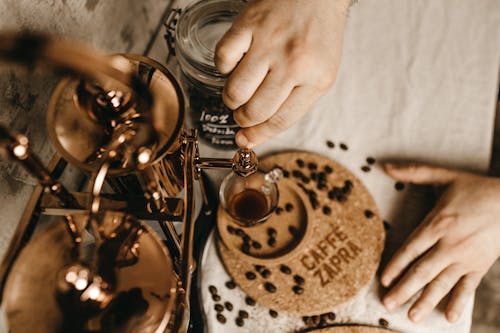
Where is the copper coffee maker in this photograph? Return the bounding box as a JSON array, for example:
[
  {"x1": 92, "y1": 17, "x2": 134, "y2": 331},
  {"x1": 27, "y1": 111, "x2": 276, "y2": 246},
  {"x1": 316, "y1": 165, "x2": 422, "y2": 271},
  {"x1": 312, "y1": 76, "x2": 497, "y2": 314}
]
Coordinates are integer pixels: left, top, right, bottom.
[{"x1": 0, "y1": 32, "x2": 257, "y2": 333}]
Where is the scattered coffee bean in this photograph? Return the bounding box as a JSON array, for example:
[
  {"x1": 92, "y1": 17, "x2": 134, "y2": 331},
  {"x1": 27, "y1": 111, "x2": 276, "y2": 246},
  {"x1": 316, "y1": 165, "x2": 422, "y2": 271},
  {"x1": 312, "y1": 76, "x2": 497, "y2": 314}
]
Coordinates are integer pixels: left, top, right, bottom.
[
  {"x1": 307, "y1": 162, "x2": 317, "y2": 171},
  {"x1": 269, "y1": 309, "x2": 278, "y2": 318},
  {"x1": 310, "y1": 172, "x2": 317, "y2": 181},
  {"x1": 252, "y1": 240, "x2": 262, "y2": 249},
  {"x1": 216, "y1": 313, "x2": 226, "y2": 324},
  {"x1": 395, "y1": 181, "x2": 405, "y2": 191},
  {"x1": 212, "y1": 294, "x2": 221, "y2": 302},
  {"x1": 301, "y1": 176, "x2": 310, "y2": 184},
  {"x1": 275, "y1": 207, "x2": 284, "y2": 215},
  {"x1": 344, "y1": 179, "x2": 353, "y2": 188},
  {"x1": 285, "y1": 202, "x2": 294, "y2": 212},
  {"x1": 241, "y1": 243, "x2": 250, "y2": 254},
  {"x1": 317, "y1": 182, "x2": 328, "y2": 191},
  {"x1": 289, "y1": 225, "x2": 299, "y2": 237},
  {"x1": 326, "y1": 312, "x2": 336, "y2": 321},
  {"x1": 224, "y1": 302, "x2": 233, "y2": 311},
  {"x1": 245, "y1": 271, "x2": 256, "y2": 280},
  {"x1": 245, "y1": 296, "x2": 256, "y2": 306},
  {"x1": 283, "y1": 169, "x2": 290, "y2": 178},
  {"x1": 242, "y1": 235, "x2": 250, "y2": 243},
  {"x1": 337, "y1": 195, "x2": 347, "y2": 202},
  {"x1": 239, "y1": 310, "x2": 249, "y2": 318},
  {"x1": 366, "y1": 157, "x2": 376, "y2": 165},
  {"x1": 293, "y1": 274, "x2": 305, "y2": 285},
  {"x1": 328, "y1": 189, "x2": 336, "y2": 200},
  {"x1": 267, "y1": 227, "x2": 277, "y2": 238},
  {"x1": 296, "y1": 159, "x2": 305, "y2": 168},
  {"x1": 225, "y1": 280, "x2": 236, "y2": 289},
  {"x1": 340, "y1": 143, "x2": 348, "y2": 150},
  {"x1": 235, "y1": 229, "x2": 245, "y2": 237},
  {"x1": 208, "y1": 285, "x2": 218, "y2": 295},
  {"x1": 264, "y1": 282, "x2": 277, "y2": 293},
  {"x1": 280, "y1": 264, "x2": 292, "y2": 275},
  {"x1": 326, "y1": 140, "x2": 335, "y2": 148},
  {"x1": 322, "y1": 205, "x2": 332, "y2": 216},
  {"x1": 292, "y1": 170, "x2": 303, "y2": 178},
  {"x1": 261, "y1": 269, "x2": 271, "y2": 278},
  {"x1": 383, "y1": 220, "x2": 391, "y2": 230},
  {"x1": 214, "y1": 304, "x2": 224, "y2": 312},
  {"x1": 227, "y1": 225, "x2": 236, "y2": 234},
  {"x1": 318, "y1": 171, "x2": 327, "y2": 180},
  {"x1": 255, "y1": 265, "x2": 265, "y2": 272},
  {"x1": 361, "y1": 165, "x2": 371, "y2": 172},
  {"x1": 324, "y1": 165, "x2": 333, "y2": 174},
  {"x1": 235, "y1": 317, "x2": 245, "y2": 327},
  {"x1": 379, "y1": 318, "x2": 389, "y2": 328},
  {"x1": 267, "y1": 237, "x2": 277, "y2": 247},
  {"x1": 292, "y1": 285, "x2": 304, "y2": 295},
  {"x1": 364, "y1": 209, "x2": 374, "y2": 218}
]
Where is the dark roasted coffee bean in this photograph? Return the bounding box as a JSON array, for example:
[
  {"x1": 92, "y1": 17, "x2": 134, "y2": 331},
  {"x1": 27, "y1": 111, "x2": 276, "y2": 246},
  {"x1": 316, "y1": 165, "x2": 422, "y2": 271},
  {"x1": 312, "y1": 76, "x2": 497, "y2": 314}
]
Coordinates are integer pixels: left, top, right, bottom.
[
  {"x1": 324, "y1": 165, "x2": 333, "y2": 174},
  {"x1": 328, "y1": 189, "x2": 336, "y2": 200},
  {"x1": 364, "y1": 209, "x2": 374, "y2": 218},
  {"x1": 275, "y1": 207, "x2": 284, "y2": 215},
  {"x1": 342, "y1": 185, "x2": 352, "y2": 195},
  {"x1": 285, "y1": 202, "x2": 294, "y2": 212},
  {"x1": 292, "y1": 170, "x2": 303, "y2": 178},
  {"x1": 301, "y1": 176, "x2": 310, "y2": 184},
  {"x1": 239, "y1": 310, "x2": 249, "y2": 318},
  {"x1": 227, "y1": 225, "x2": 236, "y2": 234},
  {"x1": 395, "y1": 181, "x2": 405, "y2": 191},
  {"x1": 269, "y1": 309, "x2": 278, "y2": 318},
  {"x1": 235, "y1": 317, "x2": 244, "y2": 327},
  {"x1": 267, "y1": 227, "x2": 277, "y2": 237},
  {"x1": 326, "y1": 312, "x2": 336, "y2": 321},
  {"x1": 361, "y1": 165, "x2": 371, "y2": 172},
  {"x1": 344, "y1": 179, "x2": 353, "y2": 188},
  {"x1": 224, "y1": 302, "x2": 233, "y2": 311},
  {"x1": 255, "y1": 265, "x2": 265, "y2": 272},
  {"x1": 252, "y1": 240, "x2": 262, "y2": 249},
  {"x1": 214, "y1": 304, "x2": 224, "y2": 312},
  {"x1": 293, "y1": 274, "x2": 305, "y2": 285},
  {"x1": 292, "y1": 285, "x2": 304, "y2": 295},
  {"x1": 317, "y1": 182, "x2": 327, "y2": 190},
  {"x1": 337, "y1": 194, "x2": 347, "y2": 202},
  {"x1": 261, "y1": 269, "x2": 271, "y2": 278},
  {"x1": 212, "y1": 294, "x2": 221, "y2": 302},
  {"x1": 311, "y1": 197, "x2": 320, "y2": 209},
  {"x1": 340, "y1": 143, "x2": 348, "y2": 150},
  {"x1": 208, "y1": 285, "x2": 218, "y2": 295},
  {"x1": 283, "y1": 169, "x2": 290, "y2": 178},
  {"x1": 280, "y1": 265, "x2": 292, "y2": 275},
  {"x1": 366, "y1": 157, "x2": 376, "y2": 165},
  {"x1": 379, "y1": 318, "x2": 389, "y2": 328},
  {"x1": 245, "y1": 271, "x2": 256, "y2": 280},
  {"x1": 307, "y1": 162, "x2": 317, "y2": 171},
  {"x1": 296, "y1": 159, "x2": 305, "y2": 168},
  {"x1": 326, "y1": 140, "x2": 335, "y2": 148},
  {"x1": 383, "y1": 220, "x2": 391, "y2": 230},
  {"x1": 241, "y1": 243, "x2": 250, "y2": 254},
  {"x1": 216, "y1": 313, "x2": 226, "y2": 324},
  {"x1": 225, "y1": 280, "x2": 236, "y2": 289},
  {"x1": 288, "y1": 225, "x2": 299, "y2": 237},
  {"x1": 267, "y1": 237, "x2": 277, "y2": 247},
  {"x1": 245, "y1": 296, "x2": 256, "y2": 306},
  {"x1": 242, "y1": 235, "x2": 251, "y2": 243},
  {"x1": 235, "y1": 229, "x2": 245, "y2": 237},
  {"x1": 310, "y1": 172, "x2": 317, "y2": 181},
  {"x1": 318, "y1": 171, "x2": 327, "y2": 180},
  {"x1": 322, "y1": 205, "x2": 332, "y2": 216},
  {"x1": 264, "y1": 282, "x2": 277, "y2": 293}
]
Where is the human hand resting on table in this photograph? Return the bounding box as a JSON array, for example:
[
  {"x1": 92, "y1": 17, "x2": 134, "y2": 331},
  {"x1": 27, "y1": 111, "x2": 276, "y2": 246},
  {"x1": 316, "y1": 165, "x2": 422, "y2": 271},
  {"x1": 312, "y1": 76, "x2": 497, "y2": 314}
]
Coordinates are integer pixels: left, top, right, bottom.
[
  {"x1": 381, "y1": 163, "x2": 500, "y2": 323},
  {"x1": 215, "y1": 0, "x2": 351, "y2": 148}
]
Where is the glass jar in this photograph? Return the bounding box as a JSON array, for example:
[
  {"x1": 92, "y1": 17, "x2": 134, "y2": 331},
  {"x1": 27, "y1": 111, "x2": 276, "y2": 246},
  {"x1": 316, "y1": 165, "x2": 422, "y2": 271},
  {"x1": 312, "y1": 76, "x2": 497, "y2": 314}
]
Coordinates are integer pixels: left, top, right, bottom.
[{"x1": 167, "y1": 0, "x2": 247, "y2": 150}]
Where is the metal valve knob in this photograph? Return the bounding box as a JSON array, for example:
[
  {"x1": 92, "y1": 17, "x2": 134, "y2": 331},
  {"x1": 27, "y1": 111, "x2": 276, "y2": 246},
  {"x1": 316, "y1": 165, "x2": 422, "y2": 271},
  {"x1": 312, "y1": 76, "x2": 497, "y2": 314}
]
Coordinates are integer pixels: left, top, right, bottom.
[{"x1": 232, "y1": 148, "x2": 258, "y2": 177}]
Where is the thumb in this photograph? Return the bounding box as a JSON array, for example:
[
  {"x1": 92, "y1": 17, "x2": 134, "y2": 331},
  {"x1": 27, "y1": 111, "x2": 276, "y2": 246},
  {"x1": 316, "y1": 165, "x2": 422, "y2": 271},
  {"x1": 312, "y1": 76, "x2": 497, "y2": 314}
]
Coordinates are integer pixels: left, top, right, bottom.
[{"x1": 383, "y1": 163, "x2": 459, "y2": 185}]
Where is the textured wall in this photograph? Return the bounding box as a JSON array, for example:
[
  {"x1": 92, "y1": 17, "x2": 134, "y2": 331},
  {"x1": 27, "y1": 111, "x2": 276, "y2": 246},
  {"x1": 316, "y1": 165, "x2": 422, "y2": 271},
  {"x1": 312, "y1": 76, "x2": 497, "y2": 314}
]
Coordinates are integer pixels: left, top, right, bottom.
[{"x1": 0, "y1": 0, "x2": 170, "y2": 257}]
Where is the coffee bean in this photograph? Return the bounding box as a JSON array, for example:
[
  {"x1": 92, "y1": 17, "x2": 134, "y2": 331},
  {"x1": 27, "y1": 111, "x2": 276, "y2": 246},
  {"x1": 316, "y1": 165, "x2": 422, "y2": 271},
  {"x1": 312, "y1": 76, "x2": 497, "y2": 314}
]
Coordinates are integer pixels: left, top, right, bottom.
[
  {"x1": 235, "y1": 229, "x2": 245, "y2": 237},
  {"x1": 212, "y1": 294, "x2": 221, "y2": 302},
  {"x1": 288, "y1": 225, "x2": 299, "y2": 237},
  {"x1": 296, "y1": 159, "x2": 305, "y2": 168},
  {"x1": 317, "y1": 182, "x2": 327, "y2": 191},
  {"x1": 310, "y1": 172, "x2": 317, "y2": 181},
  {"x1": 364, "y1": 209, "x2": 374, "y2": 218},
  {"x1": 337, "y1": 195, "x2": 347, "y2": 202},
  {"x1": 328, "y1": 189, "x2": 336, "y2": 200},
  {"x1": 214, "y1": 304, "x2": 224, "y2": 312},
  {"x1": 225, "y1": 280, "x2": 236, "y2": 289},
  {"x1": 239, "y1": 310, "x2": 249, "y2": 318},
  {"x1": 292, "y1": 285, "x2": 304, "y2": 295},
  {"x1": 283, "y1": 169, "x2": 290, "y2": 178},
  {"x1": 264, "y1": 282, "x2": 277, "y2": 293},
  {"x1": 275, "y1": 207, "x2": 284, "y2": 215},
  {"x1": 245, "y1": 296, "x2": 256, "y2": 306},
  {"x1": 280, "y1": 265, "x2": 292, "y2": 275},
  {"x1": 267, "y1": 237, "x2": 276, "y2": 247},
  {"x1": 344, "y1": 179, "x2": 353, "y2": 189},
  {"x1": 322, "y1": 205, "x2": 332, "y2": 216},
  {"x1": 235, "y1": 317, "x2": 245, "y2": 327},
  {"x1": 208, "y1": 285, "x2": 218, "y2": 295},
  {"x1": 269, "y1": 309, "x2": 278, "y2": 318},
  {"x1": 245, "y1": 271, "x2": 256, "y2": 280},
  {"x1": 285, "y1": 203, "x2": 294, "y2": 212},
  {"x1": 361, "y1": 165, "x2": 371, "y2": 172},
  {"x1": 326, "y1": 140, "x2": 335, "y2": 148},
  {"x1": 318, "y1": 171, "x2": 327, "y2": 180},
  {"x1": 326, "y1": 312, "x2": 336, "y2": 321},
  {"x1": 241, "y1": 243, "x2": 250, "y2": 254},
  {"x1": 342, "y1": 185, "x2": 352, "y2": 195},
  {"x1": 254, "y1": 265, "x2": 265, "y2": 272},
  {"x1": 252, "y1": 240, "x2": 262, "y2": 249},
  {"x1": 227, "y1": 225, "x2": 236, "y2": 234},
  {"x1": 311, "y1": 197, "x2": 320, "y2": 209},
  {"x1": 292, "y1": 170, "x2": 303, "y2": 178},
  {"x1": 261, "y1": 269, "x2": 271, "y2": 278},
  {"x1": 242, "y1": 235, "x2": 251, "y2": 243},
  {"x1": 301, "y1": 176, "x2": 310, "y2": 184},
  {"x1": 324, "y1": 165, "x2": 333, "y2": 174},
  {"x1": 307, "y1": 162, "x2": 317, "y2": 171},
  {"x1": 267, "y1": 227, "x2": 277, "y2": 237},
  {"x1": 340, "y1": 143, "x2": 348, "y2": 150},
  {"x1": 216, "y1": 313, "x2": 226, "y2": 324},
  {"x1": 224, "y1": 302, "x2": 233, "y2": 311},
  {"x1": 366, "y1": 157, "x2": 376, "y2": 165},
  {"x1": 383, "y1": 220, "x2": 391, "y2": 230},
  {"x1": 395, "y1": 181, "x2": 405, "y2": 191},
  {"x1": 379, "y1": 318, "x2": 389, "y2": 328},
  {"x1": 293, "y1": 274, "x2": 305, "y2": 285}
]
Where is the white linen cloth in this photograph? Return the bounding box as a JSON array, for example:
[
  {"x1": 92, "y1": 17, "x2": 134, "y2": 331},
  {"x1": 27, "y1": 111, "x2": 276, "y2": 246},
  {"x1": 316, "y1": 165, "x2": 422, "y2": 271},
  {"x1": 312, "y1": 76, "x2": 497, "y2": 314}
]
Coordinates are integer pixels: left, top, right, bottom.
[{"x1": 185, "y1": 0, "x2": 500, "y2": 332}]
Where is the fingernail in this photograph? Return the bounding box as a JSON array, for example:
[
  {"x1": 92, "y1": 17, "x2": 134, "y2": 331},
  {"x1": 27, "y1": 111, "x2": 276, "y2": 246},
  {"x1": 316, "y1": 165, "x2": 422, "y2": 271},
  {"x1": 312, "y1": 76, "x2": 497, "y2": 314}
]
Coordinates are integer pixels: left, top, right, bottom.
[
  {"x1": 409, "y1": 308, "x2": 422, "y2": 323},
  {"x1": 381, "y1": 275, "x2": 392, "y2": 287},
  {"x1": 235, "y1": 132, "x2": 249, "y2": 148},
  {"x1": 384, "y1": 298, "x2": 397, "y2": 311},
  {"x1": 447, "y1": 311, "x2": 459, "y2": 323}
]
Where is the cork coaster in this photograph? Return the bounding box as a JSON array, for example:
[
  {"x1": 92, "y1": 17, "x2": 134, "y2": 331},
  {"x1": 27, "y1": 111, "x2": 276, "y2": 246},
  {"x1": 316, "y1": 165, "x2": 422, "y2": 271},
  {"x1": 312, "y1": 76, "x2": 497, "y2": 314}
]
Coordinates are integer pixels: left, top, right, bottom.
[
  {"x1": 299, "y1": 325, "x2": 396, "y2": 333},
  {"x1": 216, "y1": 151, "x2": 385, "y2": 315}
]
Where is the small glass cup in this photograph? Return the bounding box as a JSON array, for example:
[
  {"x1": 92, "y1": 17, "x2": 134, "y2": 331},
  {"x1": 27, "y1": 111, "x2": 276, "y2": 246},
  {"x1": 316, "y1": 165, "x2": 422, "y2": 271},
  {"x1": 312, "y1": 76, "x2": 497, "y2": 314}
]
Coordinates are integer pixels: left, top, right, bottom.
[{"x1": 219, "y1": 168, "x2": 282, "y2": 227}]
